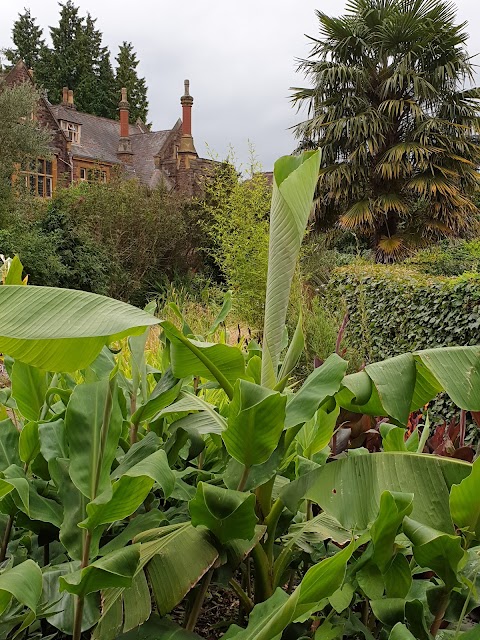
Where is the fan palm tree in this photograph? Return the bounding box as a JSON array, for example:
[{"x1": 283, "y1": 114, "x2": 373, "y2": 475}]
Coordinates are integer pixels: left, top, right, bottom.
[{"x1": 292, "y1": 0, "x2": 480, "y2": 259}]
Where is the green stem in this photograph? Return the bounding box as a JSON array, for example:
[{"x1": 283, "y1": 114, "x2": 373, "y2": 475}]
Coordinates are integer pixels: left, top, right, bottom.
[
  {"x1": 185, "y1": 567, "x2": 214, "y2": 631},
  {"x1": 237, "y1": 466, "x2": 250, "y2": 492},
  {"x1": 251, "y1": 543, "x2": 273, "y2": 603},
  {"x1": 72, "y1": 529, "x2": 92, "y2": 640},
  {"x1": 229, "y1": 578, "x2": 254, "y2": 613},
  {"x1": 92, "y1": 380, "x2": 115, "y2": 498},
  {"x1": 256, "y1": 476, "x2": 275, "y2": 519},
  {"x1": 430, "y1": 589, "x2": 450, "y2": 637},
  {"x1": 0, "y1": 515, "x2": 14, "y2": 562},
  {"x1": 263, "y1": 498, "x2": 284, "y2": 564}
]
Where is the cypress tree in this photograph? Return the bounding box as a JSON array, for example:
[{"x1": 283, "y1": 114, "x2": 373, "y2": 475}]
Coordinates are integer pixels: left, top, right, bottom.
[
  {"x1": 5, "y1": 9, "x2": 46, "y2": 70},
  {"x1": 115, "y1": 42, "x2": 149, "y2": 124}
]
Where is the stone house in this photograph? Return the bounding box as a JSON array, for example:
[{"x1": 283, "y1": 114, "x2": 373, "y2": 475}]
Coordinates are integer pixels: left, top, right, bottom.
[{"x1": 3, "y1": 60, "x2": 213, "y2": 197}]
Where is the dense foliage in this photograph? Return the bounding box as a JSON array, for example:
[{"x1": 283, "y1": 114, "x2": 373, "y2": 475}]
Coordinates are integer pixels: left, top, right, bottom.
[
  {"x1": 0, "y1": 151, "x2": 479, "y2": 640},
  {"x1": 202, "y1": 159, "x2": 271, "y2": 328},
  {"x1": 0, "y1": 179, "x2": 196, "y2": 304},
  {"x1": 292, "y1": 0, "x2": 480, "y2": 258},
  {"x1": 3, "y1": 2, "x2": 148, "y2": 121},
  {"x1": 328, "y1": 263, "x2": 480, "y2": 363}
]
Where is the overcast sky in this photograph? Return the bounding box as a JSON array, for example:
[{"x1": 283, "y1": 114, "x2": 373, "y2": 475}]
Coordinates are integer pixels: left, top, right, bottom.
[{"x1": 1, "y1": 0, "x2": 480, "y2": 170}]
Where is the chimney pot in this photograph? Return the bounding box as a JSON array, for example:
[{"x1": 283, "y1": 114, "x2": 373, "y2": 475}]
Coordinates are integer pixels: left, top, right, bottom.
[
  {"x1": 62, "y1": 87, "x2": 68, "y2": 104},
  {"x1": 179, "y1": 79, "x2": 197, "y2": 157},
  {"x1": 67, "y1": 89, "x2": 74, "y2": 106}
]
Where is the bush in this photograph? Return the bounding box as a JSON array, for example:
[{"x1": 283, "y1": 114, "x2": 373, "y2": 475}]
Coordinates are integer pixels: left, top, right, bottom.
[
  {"x1": 0, "y1": 179, "x2": 196, "y2": 304},
  {"x1": 329, "y1": 264, "x2": 480, "y2": 364}
]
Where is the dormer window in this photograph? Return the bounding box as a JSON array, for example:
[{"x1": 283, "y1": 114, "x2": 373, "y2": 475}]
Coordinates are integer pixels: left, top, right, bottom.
[{"x1": 60, "y1": 120, "x2": 81, "y2": 143}]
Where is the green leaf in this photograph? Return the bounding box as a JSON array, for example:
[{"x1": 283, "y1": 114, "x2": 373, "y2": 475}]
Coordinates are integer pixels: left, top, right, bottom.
[
  {"x1": 116, "y1": 615, "x2": 204, "y2": 640},
  {"x1": 0, "y1": 285, "x2": 159, "y2": 372},
  {"x1": 138, "y1": 522, "x2": 219, "y2": 615},
  {"x1": 158, "y1": 391, "x2": 227, "y2": 434},
  {"x1": 4, "y1": 255, "x2": 25, "y2": 285},
  {"x1": 389, "y1": 624, "x2": 417, "y2": 640},
  {"x1": 380, "y1": 424, "x2": 408, "y2": 452},
  {"x1": 450, "y1": 457, "x2": 480, "y2": 541},
  {"x1": 42, "y1": 563, "x2": 100, "y2": 634},
  {"x1": 19, "y1": 421, "x2": 40, "y2": 468},
  {"x1": 261, "y1": 150, "x2": 321, "y2": 388},
  {"x1": 415, "y1": 346, "x2": 480, "y2": 410},
  {"x1": 222, "y1": 380, "x2": 286, "y2": 467},
  {"x1": 223, "y1": 588, "x2": 290, "y2": 640},
  {"x1": 81, "y1": 449, "x2": 175, "y2": 530},
  {"x1": 208, "y1": 290, "x2": 233, "y2": 335},
  {"x1": 285, "y1": 354, "x2": 347, "y2": 428},
  {"x1": 11, "y1": 360, "x2": 48, "y2": 421},
  {"x1": 277, "y1": 312, "x2": 305, "y2": 389},
  {"x1": 189, "y1": 482, "x2": 257, "y2": 543},
  {"x1": 370, "y1": 491, "x2": 413, "y2": 571},
  {"x1": 301, "y1": 403, "x2": 340, "y2": 459},
  {"x1": 99, "y1": 511, "x2": 167, "y2": 555},
  {"x1": 60, "y1": 545, "x2": 140, "y2": 597},
  {"x1": 370, "y1": 599, "x2": 405, "y2": 627},
  {"x1": 131, "y1": 369, "x2": 182, "y2": 425},
  {"x1": 0, "y1": 559, "x2": 42, "y2": 625},
  {"x1": 384, "y1": 554, "x2": 412, "y2": 598},
  {"x1": 161, "y1": 321, "x2": 245, "y2": 397},
  {"x1": 0, "y1": 418, "x2": 21, "y2": 469},
  {"x1": 403, "y1": 517, "x2": 465, "y2": 588},
  {"x1": 48, "y1": 458, "x2": 90, "y2": 560},
  {"x1": 366, "y1": 354, "x2": 416, "y2": 425},
  {"x1": 357, "y1": 564, "x2": 384, "y2": 600},
  {"x1": 38, "y1": 418, "x2": 68, "y2": 461},
  {"x1": 65, "y1": 379, "x2": 122, "y2": 500},
  {"x1": 280, "y1": 453, "x2": 470, "y2": 533}
]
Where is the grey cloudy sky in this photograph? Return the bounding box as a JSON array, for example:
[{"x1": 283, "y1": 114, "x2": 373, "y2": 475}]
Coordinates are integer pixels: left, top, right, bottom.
[{"x1": 1, "y1": 0, "x2": 480, "y2": 170}]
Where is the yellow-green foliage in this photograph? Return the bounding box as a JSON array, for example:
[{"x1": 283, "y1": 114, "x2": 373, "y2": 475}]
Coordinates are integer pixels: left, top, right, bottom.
[{"x1": 202, "y1": 159, "x2": 271, "y2": 329}]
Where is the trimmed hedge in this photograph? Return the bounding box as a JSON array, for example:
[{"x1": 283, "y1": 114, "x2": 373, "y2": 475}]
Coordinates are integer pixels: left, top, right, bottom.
[{"x1": 328, "y1": 264, "x2": 480, "y2": 364}]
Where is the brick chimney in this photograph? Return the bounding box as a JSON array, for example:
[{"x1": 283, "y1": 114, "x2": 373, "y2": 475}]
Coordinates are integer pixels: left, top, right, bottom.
[
  {"x1": 67, "y1": 89, "x2": 75, "y2": 109},
  {"x1": 178, "y1": 79, "x2": 197, "y2": 160},
  {"x1": 62, "y1": 86, "x2": 68, "y2": 105},
  {"x1": 117, "y1": 87, "x2": 133, "y2": 163}
]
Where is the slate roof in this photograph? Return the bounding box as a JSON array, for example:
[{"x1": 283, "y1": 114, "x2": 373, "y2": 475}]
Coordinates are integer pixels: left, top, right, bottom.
[
  {"x1": 130, "y1": 130, "x2": 171, "y2": 186},
  {"x1": 50, "y1": 105, "x2": 143, "y2": 165}
]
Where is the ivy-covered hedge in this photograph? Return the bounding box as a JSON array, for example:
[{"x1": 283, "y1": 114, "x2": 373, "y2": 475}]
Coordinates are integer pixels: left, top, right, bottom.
[{"x1": 328, "y1": 264, "x2": 480, "y2": 364}]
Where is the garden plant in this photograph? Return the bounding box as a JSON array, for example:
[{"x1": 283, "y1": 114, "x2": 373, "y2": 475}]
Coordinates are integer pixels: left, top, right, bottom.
[{"x1": 0, "y1": 150, "x2": 478, "y2": 640}]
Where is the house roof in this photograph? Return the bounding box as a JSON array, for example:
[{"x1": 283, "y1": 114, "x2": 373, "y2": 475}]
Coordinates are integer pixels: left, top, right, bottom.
[
  {"x1": 130, "y1": 130, "x2": 171, "y2": 186},
  {"x1": 50, "y1": 105, "x2": 144, "y2": 165}
]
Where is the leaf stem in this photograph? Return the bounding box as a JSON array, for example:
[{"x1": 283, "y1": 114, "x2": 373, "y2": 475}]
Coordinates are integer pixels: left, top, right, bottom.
[
  {"x1": 430, "y1": 589, "x2": 450, "y2": 637},
  {"x1": 237, "y1": 466, "x2": 250, "y2": 492},
  {"x1": 251, "y1": 543, "x2": 272, "y2": 603},
  {"x1": 229, "y1": 577, "x2": 254, "y2": 613},
  {"x1": 263, "y1": 498, "x2": 284, "y2": 564},
  {"x1": 185, "y1": 567, "x2": 214, "y2": 631},
  {"x1": 0, "y1": 515, "x2": 14, "y2": 562}
]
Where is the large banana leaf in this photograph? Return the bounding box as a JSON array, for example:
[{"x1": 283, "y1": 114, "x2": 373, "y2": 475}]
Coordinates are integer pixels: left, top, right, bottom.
[
  {"x1": 222, "y1": 380, "x2": 286, "y2": 467},
  {"x1": 65, "y1": 379, "x2": 122, "y2": 500},
  {"x1": 280, "y1": 453, "x2": 471, "y2": 533},
  {"x1": 336, "y1": 346, "x2": 480, "y2": 423},
  {"x1": 136, "y1": 522, "x2": 219, "y2": 615},
  {"x1": 450, "y1": 456, "x2": 480, "y2": 541},
  {"x1": 60, "y1": 545, "x2": 141, "y2": 597},
  {"x1": 261, "y1": 151, "x2": 321, "y2": 388},
  {"x1": 0, "y1": 286, "x2": 159, "y2": 371},
  {"x1": 0, "y1": 559, "x2": 42, "y2": 617}
]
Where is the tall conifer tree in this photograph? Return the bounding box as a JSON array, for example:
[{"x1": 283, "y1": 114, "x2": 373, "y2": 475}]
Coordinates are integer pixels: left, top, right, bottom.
[
  {"x1": 115, "y1": 42, "x2": 149, "y2": 124},
  {"x1": 5, "y1": 9, "x2": 46, "y2": 70}
]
